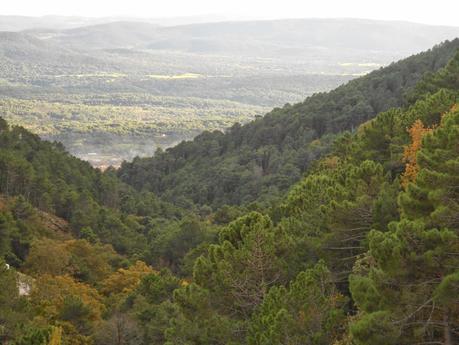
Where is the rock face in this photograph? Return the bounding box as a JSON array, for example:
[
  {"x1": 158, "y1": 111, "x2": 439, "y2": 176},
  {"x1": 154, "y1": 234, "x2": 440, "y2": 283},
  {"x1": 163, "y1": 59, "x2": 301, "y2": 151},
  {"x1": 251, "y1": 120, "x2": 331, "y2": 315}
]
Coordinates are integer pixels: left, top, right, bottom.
[
  {"x1": 17, "y1": 273, "x2": 32, "y2": 296},
  {"x1": 3, "y1": 263, "x2": 33, "y2": 296}
]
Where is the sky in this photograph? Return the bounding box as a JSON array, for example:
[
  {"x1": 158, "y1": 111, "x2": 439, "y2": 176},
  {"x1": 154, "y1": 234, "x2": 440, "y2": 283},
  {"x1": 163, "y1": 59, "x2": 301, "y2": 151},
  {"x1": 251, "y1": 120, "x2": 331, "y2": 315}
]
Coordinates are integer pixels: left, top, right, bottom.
[{"x1": 2, "y1": 0, "x2": 459, "y2": 27}]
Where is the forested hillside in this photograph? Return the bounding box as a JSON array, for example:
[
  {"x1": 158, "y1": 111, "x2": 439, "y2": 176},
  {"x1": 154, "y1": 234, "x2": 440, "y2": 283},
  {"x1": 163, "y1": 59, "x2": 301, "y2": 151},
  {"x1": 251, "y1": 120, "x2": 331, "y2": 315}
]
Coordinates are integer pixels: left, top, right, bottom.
[
  {"x1": 119, "y1": 39, "x2": 459, "y2": 208},
  {"x1": 120, "y1": 42, "x2": 458, "y2": 345},
  {"x1": 0, "y1": 118, "x2": 190, "y2": 255},
  {"x1": 0, "y1": 39, "x2": 458, "y2": 344}
]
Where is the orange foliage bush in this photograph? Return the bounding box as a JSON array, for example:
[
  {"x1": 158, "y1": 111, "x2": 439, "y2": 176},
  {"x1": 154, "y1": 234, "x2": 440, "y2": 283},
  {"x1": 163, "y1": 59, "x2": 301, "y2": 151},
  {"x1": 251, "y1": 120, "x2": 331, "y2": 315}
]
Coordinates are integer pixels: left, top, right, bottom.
[{"x1": 401, "y1": 119, "x2": 433, "y2": 188}]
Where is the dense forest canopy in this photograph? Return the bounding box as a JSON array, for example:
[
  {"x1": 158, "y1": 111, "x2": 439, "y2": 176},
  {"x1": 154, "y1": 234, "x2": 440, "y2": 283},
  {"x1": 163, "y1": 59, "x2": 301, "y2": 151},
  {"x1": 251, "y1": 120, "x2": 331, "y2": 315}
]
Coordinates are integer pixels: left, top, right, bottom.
[{"x1": 0, "y1": 35, "x2": 459, "y2": 345}]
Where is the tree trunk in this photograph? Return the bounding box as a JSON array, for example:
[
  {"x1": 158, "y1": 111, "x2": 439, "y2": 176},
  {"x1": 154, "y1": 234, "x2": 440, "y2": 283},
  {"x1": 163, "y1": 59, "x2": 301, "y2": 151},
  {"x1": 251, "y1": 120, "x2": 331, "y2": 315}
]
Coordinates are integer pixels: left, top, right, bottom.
[{"x1": 444, "y1": 313, "x2": 452, "y2": 345}]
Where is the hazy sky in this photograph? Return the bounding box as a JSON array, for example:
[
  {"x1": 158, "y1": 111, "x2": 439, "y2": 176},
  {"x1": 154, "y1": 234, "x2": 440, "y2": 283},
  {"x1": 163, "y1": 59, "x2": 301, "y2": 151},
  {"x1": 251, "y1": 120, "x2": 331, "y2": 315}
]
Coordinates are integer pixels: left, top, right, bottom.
[{"x1": 2, "y1": 0, "x2": 459, "y2": 27}]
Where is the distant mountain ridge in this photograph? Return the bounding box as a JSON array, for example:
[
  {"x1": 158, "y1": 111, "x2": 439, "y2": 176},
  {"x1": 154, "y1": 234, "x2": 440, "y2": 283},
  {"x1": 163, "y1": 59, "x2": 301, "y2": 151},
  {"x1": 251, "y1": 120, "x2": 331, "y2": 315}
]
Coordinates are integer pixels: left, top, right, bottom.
[
  {"x1": 14, "y1": 18, "x2": 459, "y2": 57},
  {"x1": 0, "y1": 14, "x2": 243, "y2": 31}
]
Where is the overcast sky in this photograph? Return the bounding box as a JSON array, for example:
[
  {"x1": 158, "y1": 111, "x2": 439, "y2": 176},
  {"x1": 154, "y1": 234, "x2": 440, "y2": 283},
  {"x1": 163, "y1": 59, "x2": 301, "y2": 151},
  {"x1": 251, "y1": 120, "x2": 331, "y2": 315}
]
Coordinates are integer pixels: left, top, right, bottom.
[{"x1": 2, "y1": 0, "x2": 459, "y2": 27}]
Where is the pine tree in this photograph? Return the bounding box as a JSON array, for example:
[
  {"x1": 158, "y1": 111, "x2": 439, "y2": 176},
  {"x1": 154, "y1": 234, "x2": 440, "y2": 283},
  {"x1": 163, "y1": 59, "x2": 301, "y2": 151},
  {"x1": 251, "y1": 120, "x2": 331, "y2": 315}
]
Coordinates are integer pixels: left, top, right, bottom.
[
  {"x1": 321, "y1": 160, "x2": 387, "y2": 280},
  {"x1": 194, "y1": 212, "x2": 290, "y2": 316},
  {"x1": 400, "y1": 105, "x2": 459, "y2": 229},
  {"x1": 349, "y1": 106, "x2": 459, "y2": 345},
  {"x1": 164, "y1": 283, "x2": 238, "y2": 345},
  {"x1": 248, "y1": 261, "x2": 346, "y2": 345}
]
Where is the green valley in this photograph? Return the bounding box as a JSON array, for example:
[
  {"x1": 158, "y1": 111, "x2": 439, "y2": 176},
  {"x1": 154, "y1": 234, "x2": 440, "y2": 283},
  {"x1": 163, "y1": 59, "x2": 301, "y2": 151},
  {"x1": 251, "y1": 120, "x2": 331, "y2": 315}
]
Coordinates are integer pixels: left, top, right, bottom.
[{"x1": 0, "y1": 14, "x2": 459, "y2": 345}]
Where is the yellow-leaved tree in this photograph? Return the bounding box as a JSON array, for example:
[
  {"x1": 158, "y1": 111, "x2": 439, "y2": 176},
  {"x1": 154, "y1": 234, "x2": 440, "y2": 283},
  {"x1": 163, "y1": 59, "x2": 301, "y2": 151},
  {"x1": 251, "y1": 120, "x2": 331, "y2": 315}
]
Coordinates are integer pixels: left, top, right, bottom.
[
  {"x1": 48, "y1": 326, "x2": 62, "y2": 345},
  {"x1": 30, "y1": 274, "x2": 105, "y2": 344},
  {"x1": 101, "y1": 261, "x2": 155, "y2": 300}
]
